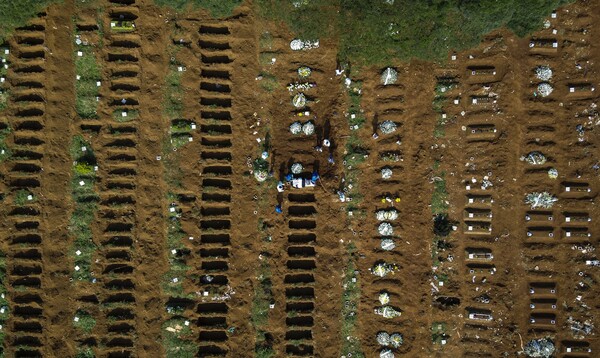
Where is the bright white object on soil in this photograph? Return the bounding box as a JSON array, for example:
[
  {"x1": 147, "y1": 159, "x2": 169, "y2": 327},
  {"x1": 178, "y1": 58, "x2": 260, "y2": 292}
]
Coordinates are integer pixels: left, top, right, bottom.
[
  {"x1": 390, "y1": 333, "x2": 403, "y2": 348},
  {"x1": 379, "y1": 292, "x2": 390, "y2": 305},
  {"x1": 523, "y1": 151, "x2": 547, "y2": 165},
  {"x1": 291, "y1": 163, "x2": 303, "y2": 174},
  {"x1": 538, "y1": 82, "x2": 553, "y2": 97},
  {"x1": 292, "y1": 93, "x2": 307, "y2": 108},
  {"x1": 375, "y1": 306, "x2": 401, "y2": 318},
  {"x1": 290, "y1": 122, "x2": 302, "y2": 135},
  {"x1": 254, "y1": 170, "x2": 268, "y2": 182},
  {"x1": 535, "y1": 66, "x2": 553, "y2": 81},
  {"x1": 290, "y1": 39, "x2": 320, "y2": 51},
  {"x1": 379, "y1": 120, "x2": 397, "y2": 134},
  {"x1": 378, "y1": 222, "x2": 393, "y2": 236},
  {"x1": 381, "y1": 67, "x2": 398, "y2": 85},
  {"x1": 302, "y1": 121, "x2": 315, "y2": 135},
  {"x1": 525, "y1": 192, "x2": 557, "y2": 209},
  {"x1": 380, "y1": 349, "x2": 395, "y2": 358},
  {"x1": 380, "y1": 238, "x2": 396, "y2": 251},
  {"x1": 376, "y1": 209, "x2": 398, "y2": 221},
  {"x1": 298, "y1": 66, "x2": 311, "y2": 78},
  {"x1": 381, "y1": 168, "x2": 393, "y2": 179},
  {"x1": 377, "y1": 331, "x2": 391, "y2": 346}
]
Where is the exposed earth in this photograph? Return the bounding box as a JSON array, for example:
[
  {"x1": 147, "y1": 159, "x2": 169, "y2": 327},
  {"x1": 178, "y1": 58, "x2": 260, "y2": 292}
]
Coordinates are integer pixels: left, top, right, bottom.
[{"x1": 0, "y1": 0, "x2": 598, "y2": 357}]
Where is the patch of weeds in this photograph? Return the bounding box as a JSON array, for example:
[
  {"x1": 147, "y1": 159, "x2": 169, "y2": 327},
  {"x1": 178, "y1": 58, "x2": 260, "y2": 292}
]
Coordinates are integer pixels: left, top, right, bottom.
[
  {"x1": 0, "y1": 89, "x2": 8, "y2": 112},
  {"x1": 0, "y1": 0, "x2": 62, "y2": 43},
  {"x1": 0, "y1": 253, "x2": 7, "y2": 349},
  {"x1": 0, "y1": 127, "x2": 11, "y2": 162},
  {"x1": 431, "y1": 170, "x2": 448, "y2": 215},
  {"x1": 251, "y1": 262, "x2": 272, "y2": 328},
  {"x1": 75, "y1": 37, "x2": 101, "y2": 119},
  {"x1": 259, "y1": 32, "x2": 273, "y2": 50},
  {"x1": 112, "y1": 108, "x2": 139, "y2": 122},
  {"x1": 164, "y1": 63, "x2": 183, "y2": 119},
  {"x1": 163, "y1": 214, "x2": 190, "y2": 299},
  {"x1": 73, "y1": 310, "x2": 96, "y2": 334},
  {"x1": 75, "y1": 347, "x2": 95, "y2": 358},
  {"x1": 13, "y1": 189, "x2": 34, "y2": 206},
  {"x1": 341, "y1": 243, "x2": 364, "y2": 357},
  {"x1": 154, "y1": 0, "x2": 243, "y2": 19},
  {"x1": 434, "y1": 115, "x2": 446, "y2": 138},
  {"x1": 170, "y1": 133, "x2": 192, "y2": 149},
  {"x1": 69, "y1": 135, "x2": 98, "y2": 282},
  {"x1": 431, "y1": 322, "x2": 450, "y2": 344},
  {"x1": 259, "y1": 73, "x2": 278, "y2": 92},
  {"x1": 170, "y1": 119, "x2": 194, "y2": 134},
  {"x1": 259, "y1": 52, "x2": 277, "y2": 67},
  {"x1": 109, "y1": 20, "x2": 135, "y2": 32},
  {"x1": 162, "y1": 318, "x2": 197, "y2": 358}
]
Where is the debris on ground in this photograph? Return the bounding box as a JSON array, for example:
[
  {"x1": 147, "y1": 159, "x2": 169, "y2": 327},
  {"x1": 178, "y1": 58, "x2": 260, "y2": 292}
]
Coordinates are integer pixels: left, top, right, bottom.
[
  {"x1": 375, "y1": 306, "x2": 401, "y2": 318},
  {"x1": 376, "y1": 209, "x2": 399, "y2": 221},
  {"x1": 290, "y1": 39, "x2": 319, "y2": 51},
  {"x1": 524, "y1": 338, "x2": 555, "y2": 358},
  {"x1": 378, "y1": 222, "x2": 393, "y2": 236},
  {"x1": 535, "y1": 66, "x2": 553, "y2": 81},
  {"x1": 381, "y1": 168, "x2": 393, "y2": 179},
  {"x1": 525, "y1": 192, "x2": 557, "y2": 209},
  {"x1": 522, "y1": 151, "x2": 547, "y2": 165},
  {"x1": 537, "y1": 82, "x2": 553, "y2": 97},
  {"x1": 381, "y1": 67, "x2": 398, "y2": 85},
  {"x1": 379, "y1": 120, "x2": 397, "y2": 134}
]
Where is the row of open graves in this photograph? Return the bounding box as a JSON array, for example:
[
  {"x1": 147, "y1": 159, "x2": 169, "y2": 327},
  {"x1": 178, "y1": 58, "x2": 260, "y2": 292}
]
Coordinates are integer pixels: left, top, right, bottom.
[
  {"x1": 521, "y1": 7, "x2": 597, "y2": 358},
  {"x1": 0, "y1": 10, "x2": 49, "y2": 357}
]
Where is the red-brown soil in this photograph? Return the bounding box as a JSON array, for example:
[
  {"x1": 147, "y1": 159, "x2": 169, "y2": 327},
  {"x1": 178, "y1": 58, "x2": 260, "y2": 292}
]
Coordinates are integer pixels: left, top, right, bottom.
[{"x1": 0, "y1": 0, "x2": 598, "y2": 357}]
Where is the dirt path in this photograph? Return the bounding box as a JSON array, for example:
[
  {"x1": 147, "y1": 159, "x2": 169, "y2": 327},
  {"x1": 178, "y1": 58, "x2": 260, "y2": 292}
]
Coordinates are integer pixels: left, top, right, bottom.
[
  {"x1": 41, "y1": 1, "x2": 76, "y2": 356},
  {"x1": 133, "y1": 0, "x2": 169, "y2": 354}
]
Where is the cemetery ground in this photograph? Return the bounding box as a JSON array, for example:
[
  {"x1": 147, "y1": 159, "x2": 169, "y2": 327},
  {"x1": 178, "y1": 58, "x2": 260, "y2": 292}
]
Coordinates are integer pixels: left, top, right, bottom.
[{"x1": 0, "y1": 0, "x2": 598, "y2": 357}]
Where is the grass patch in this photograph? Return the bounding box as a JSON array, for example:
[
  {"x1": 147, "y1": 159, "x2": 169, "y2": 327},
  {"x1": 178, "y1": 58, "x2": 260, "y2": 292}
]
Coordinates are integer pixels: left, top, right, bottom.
[
  {"x1": 170, "y1": 119, "x2": 194, "y2": 134},
  {"x1": 0, "y1": 127, "x2": 10, "y2": 162},
  {"x1": 153, "y1": 0, "x2": 243, "y2": 18},
  {"x1": 162, "y1": 318, "x2": 197, "y2": 358},
  {"x1": 255, "y1": 0, "x2": 571, "y2": 65},
  {"x1": 259, "y1": 32, "x2": 273, "y2": 50},
  {"x1": 69, "y1": 135, "x2": 98, "y2": 282},
  {"x1": 432, "y1": 322, "x2": 450, "y2": 344},
  {"x1": 164, "y1": 63, "x2": 183, "y2": 119},
  {"x1": 73, "y1": 310, "x2": 96, "y2": 334},
  {"x1": 110, "y1": 20, "x2": 135, "y2": 32},
  {"x1": 255, "y1": 0, "x2": 337, "y2": 41},
  {"x1": 0, "y1": 253, "x2": 7, "y2": 350},
  {"x1": 259, "y1": 73, "x2": 279, "y2": 92},
  {"x1": 251, "y1": 262, "x2": 272, "y2": 328},
  {"x1": 0, "y1": 0, "x2": 62, "y2": 43},
  {"x1": 434, "y1": 115, "x2": 446, "y2": 139},
  {"x1": 75, "y1": 347, "x2": 95, "y2": 358},
  {"x1": 341, "y1": 243, "x2": 364, "y2": 357},
  {"x1": 431, "y1": 171, "x2": 448, "y2": 215},
  {"x1": 163, "y1": 214, "x2": 191, "y2": 299},
  {"x1": 112, "y1": 108, "x2": 139, "y2": 122},
  {"x1": 74, "y1": 33, "x2": 101, "y2": 119},
  {"x1": 13, "y1": 189, "x2": 35, "y2": 206}
]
